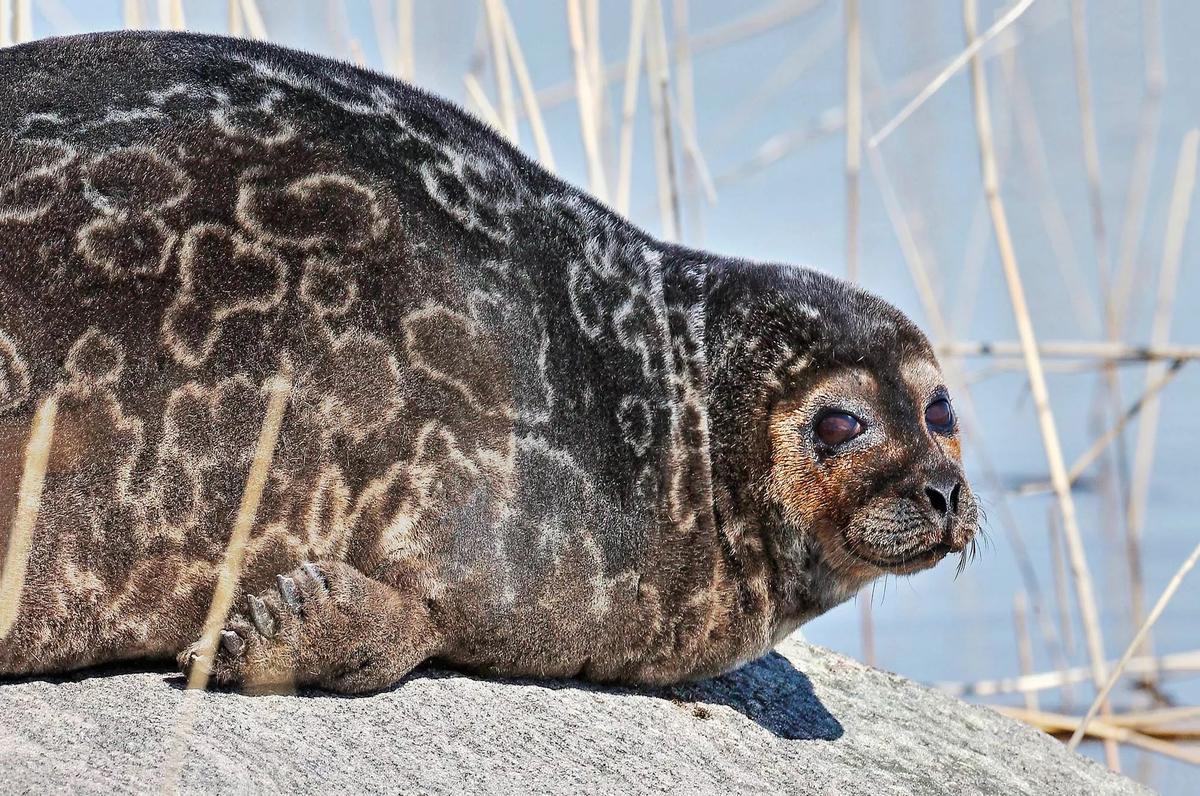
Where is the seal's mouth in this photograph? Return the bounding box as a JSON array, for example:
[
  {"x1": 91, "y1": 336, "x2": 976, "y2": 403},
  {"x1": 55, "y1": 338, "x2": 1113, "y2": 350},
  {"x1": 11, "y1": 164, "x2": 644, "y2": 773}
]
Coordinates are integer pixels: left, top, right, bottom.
[
  {"x1": 847, "y1": 541, "x2": 959, "y2": 574},
  {"x1": 836, "y1": 487, "x2": 981, "y2": 578}
]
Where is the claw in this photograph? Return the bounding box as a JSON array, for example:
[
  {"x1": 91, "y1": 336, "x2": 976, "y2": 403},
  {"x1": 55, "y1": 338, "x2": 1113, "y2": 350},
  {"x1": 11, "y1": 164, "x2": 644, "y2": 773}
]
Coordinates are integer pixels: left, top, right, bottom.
[
  {"x1": 220, "y1": 630, "x2": 245, "y2": 656},
  {"x1": 277, "y1": 574, "x2": 301, "y2": 609},
  {"x1": 248, "y1": 594, "x2": 277, "y2": 638},
  {"x1": 301, "y1": 562, "x2": 326, "y2": 591}
]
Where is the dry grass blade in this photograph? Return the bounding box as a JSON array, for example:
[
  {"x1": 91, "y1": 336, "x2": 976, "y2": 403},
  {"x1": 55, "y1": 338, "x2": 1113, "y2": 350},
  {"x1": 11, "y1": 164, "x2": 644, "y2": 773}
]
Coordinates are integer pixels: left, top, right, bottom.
[
  {"x1": 941, "y1": 339, "x2": 1200, "y2": 362},
  {"x1": 122, "y1": 0, "x2": 142, "y2": 29},
  {"x1": 1067, "y1": 360, "x2": 1182, "y2": 485},
  {"x1": 689, "y1": 0, "x2": 823, "y2": 53},
  {"x1": 157, "y1": 0, "x2": 184, "y2": 31},
  {"x1": 857, "y1": 592, "x2": 875, "y2": 667},
  {"x1": 720, "y1": 7, "x2": 1055, "y2": 185},
  {"x1": 645, "y1": 0, "x2": 680, "y2": 240},
  {"x1": 870, "y1": 0, "x2": 1039, "y2": 149},
  {"x1": 483, "y1": 0, "x2": 517, "y2": 142},
  {"x1": 1001, "y1": 53, "x2": 1098, "y2": 333},
  {"x1": 1107, "y1": 706, "x2": 1200, "y2": 729},
  {"x1": 1048, "y1": 510, "x2": 1077, "y2": 662},
  {"x1": 670, "y1": 100, "x2": 716, "y2": 205},
  {"x1": 1016, "y1": 360, "x2": 1185, "y2": 495},
  {"x1": 239, "y1": 0, "x2": 267, "y2": 40},
  {"x1": 464, "y1": 72, "x2": 505, "y2": 130},
  {"x1": 227, "y1": 0, "x2": 243, "y2": 37},
  {"x1": 844, "y1": 0, "x2": 861, "y2": 282},
  {"x1": 348, "y1": 37, "x2": 367, "y2": 68},
  {"x1": 864, "y1": 139, "x2": 946, "y2": 340},
  {"x1": 160, "y1": 374, "x2": 290, "y2": 790},
  {"x1": 535, "y1": 0, "x2": 824, "y2": 111},
  {"x1": 716, "y1": 108, "x2": 845, "y2": 186},
  {"x1": 712, "y1": 13, "x2": 839, "y2": 149},
  {"x1": 1068, "y1": 539, "x2": 1200, "y2": 750},
  {"x1": 961, "y1": 0, "x2": 1116, "y2": 766},
  {"x1": 936, "y1": 649, "x2": 1200, "y2": 697},
  {"x1": 615, "y1": 0, "x2": 647, "y2": 215},
  {"x1": 0, "y1": 395, "x2": 58, "y2": 640},
  {"x1": 1013, "y1": 592, "x2": 1038, "y2": 711},
  {"x1": 997, "y1": 707, "x2": 1200, "y2": 766},
  {"x1": 395, "y1": 0, "x2": 415, "y2": 79},
  {"x1": 1112, "y1": 0, "x2": 1165, "y2": 329},
  {"x1": 369, "y1": 0, "x2": 396, "y2": 72},
  {"x1": 14, "y1": 0, "x2": 29, "y2": 41},
  {"x1": 497, "y1": 0, "x2": 556, "y2": 171},
  {"x1": 861, "y1": 47, "x2": 1068, "y2": 679},
  {"x1": 566, "y1": 0, "x2": 610, "y2": 201},
  {"x1": 1125, "y1": 129, "x2": 1199, "y2": 643},
  {"x1": 586, "y1": 0, "x2": 611, "y2": 184},
  {"x1": 670, "y1": 0, "x2": 714, "y2": 237},
  {"x1": 1068, "y1": 0, "x2": 1114, "y2": 322},
  {"x1": 185, "y1": 370, "x2": 292, "y2": 691}
]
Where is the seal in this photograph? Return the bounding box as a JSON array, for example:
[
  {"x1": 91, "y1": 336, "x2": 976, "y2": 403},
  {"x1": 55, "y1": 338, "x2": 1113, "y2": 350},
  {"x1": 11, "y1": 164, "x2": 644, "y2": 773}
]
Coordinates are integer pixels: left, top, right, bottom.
[{"x1": 0, "y1": 31, "x2": 978, "y2": 693}]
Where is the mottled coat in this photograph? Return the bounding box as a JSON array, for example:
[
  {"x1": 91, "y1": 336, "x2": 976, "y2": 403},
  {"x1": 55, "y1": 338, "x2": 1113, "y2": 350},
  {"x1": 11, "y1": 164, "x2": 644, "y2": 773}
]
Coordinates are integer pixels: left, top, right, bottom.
[{"x1": 0, "y1": 32, "x2": 971, "y2": 693}]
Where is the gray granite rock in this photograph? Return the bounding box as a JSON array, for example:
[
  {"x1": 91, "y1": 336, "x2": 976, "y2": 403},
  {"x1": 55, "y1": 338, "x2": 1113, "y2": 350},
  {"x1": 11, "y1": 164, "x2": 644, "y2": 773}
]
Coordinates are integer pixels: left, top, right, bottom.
[{"x1": 0, "y1": 639, "x2": 1143, "y2": 795}]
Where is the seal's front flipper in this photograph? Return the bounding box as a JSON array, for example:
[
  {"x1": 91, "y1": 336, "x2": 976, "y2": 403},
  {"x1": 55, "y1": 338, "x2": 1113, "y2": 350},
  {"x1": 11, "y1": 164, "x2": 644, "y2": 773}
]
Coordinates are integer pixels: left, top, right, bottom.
[{"x1": 179, "y1": 561, "x2": 439, "y2": 694}]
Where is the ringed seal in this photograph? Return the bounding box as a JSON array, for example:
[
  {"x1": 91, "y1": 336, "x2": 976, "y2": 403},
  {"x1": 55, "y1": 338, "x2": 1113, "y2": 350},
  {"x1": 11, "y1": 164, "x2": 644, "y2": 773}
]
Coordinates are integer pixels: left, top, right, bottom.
[{"x1": 0, "y1": 31, "x2": 978, "y2": 693}]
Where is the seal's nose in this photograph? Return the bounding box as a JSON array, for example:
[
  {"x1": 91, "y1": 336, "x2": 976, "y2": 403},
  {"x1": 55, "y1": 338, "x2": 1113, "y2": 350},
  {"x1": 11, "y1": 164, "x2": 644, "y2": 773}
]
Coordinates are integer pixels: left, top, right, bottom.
[{"x1": 923, "y1": 476, "x2": 961, "y2": 517}]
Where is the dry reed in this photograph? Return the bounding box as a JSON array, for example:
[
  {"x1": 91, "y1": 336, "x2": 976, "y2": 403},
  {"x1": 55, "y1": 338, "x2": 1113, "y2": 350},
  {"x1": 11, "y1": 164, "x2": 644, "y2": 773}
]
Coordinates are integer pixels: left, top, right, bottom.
[
  {"x1": 869, "y1": 0, "x2": 1038, "y2": 148},
  {"x1": 844, "y1": 0, "x2": 861, "y2": 283},
  {"x1": 962, "y1": 0, "x2": 1118, "y2": 767},
  {"x1": 1124, "y1": 128, "x2": 1200, "y2": 661},
  {"x1": 1067, "y1": 536, "x2": 1200, "y2": 749},
  {"x1": 0, "y1": 395, "x2": 58, "y2": 640}
]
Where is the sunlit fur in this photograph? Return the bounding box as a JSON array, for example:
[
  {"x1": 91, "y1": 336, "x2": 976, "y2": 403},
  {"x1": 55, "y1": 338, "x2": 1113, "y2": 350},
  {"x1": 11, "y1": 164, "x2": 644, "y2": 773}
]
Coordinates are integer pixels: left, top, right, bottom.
[
  {"x1": 1, "y1": 31, "x2": 977, "y2": 692},
  {"x1": 765, "y1": 360, "x2": 979, "y2": 604}
]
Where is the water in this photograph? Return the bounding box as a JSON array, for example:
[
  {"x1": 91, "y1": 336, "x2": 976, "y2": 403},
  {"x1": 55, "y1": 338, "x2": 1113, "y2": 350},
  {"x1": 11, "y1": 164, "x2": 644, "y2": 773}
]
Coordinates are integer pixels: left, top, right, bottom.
[{"x1": 30, "y1": 1, "x2": 1200, "y2": 791}]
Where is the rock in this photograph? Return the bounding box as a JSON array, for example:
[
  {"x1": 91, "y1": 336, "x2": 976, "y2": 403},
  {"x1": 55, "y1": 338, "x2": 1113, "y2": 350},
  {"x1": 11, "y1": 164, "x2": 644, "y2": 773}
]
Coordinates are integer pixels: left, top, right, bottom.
[{"x1": 0, "y1": 639, "x2": 1142, "y2": 795}]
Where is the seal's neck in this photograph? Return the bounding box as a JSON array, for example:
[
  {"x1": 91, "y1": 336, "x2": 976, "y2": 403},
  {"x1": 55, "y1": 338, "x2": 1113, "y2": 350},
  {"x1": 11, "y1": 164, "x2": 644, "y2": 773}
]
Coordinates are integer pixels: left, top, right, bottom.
[{"x1": 674, "y1": 252, "x2": 837, "y2": 623}]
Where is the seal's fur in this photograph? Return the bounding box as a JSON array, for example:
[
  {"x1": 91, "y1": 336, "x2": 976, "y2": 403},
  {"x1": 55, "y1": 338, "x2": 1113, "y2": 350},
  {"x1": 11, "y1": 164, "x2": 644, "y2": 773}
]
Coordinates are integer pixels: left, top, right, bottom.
[{"x1": 0, "y1": 31, "x2": 976, "y2": 692}]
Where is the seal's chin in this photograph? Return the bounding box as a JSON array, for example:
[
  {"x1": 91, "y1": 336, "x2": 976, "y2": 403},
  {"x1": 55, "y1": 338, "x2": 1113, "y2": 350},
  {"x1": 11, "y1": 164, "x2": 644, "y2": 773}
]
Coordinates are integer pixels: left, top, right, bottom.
[
  {"x1": 832, "y1": 495, "x2": 979, "y2": 578},
  {"x1": 845, "y1": 540, "x2": 959, "y2": 575}
]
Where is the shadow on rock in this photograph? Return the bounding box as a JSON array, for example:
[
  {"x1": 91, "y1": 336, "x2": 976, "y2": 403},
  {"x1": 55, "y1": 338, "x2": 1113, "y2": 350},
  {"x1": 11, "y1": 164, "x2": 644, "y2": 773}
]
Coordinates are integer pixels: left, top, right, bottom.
[
  {"x1": 659, "y1": 650, "x2": 844, "y2": 741},
  {"x1": 155, "y1": 649, "x2": 844, "y2": 742},
  {"x1": 1, "y1": 659, "x2": 179, "y2": 687}
]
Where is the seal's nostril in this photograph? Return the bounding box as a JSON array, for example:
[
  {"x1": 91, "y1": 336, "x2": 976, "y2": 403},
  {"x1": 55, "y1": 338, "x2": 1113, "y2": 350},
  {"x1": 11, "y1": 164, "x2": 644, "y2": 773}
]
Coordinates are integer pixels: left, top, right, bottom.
[{"x1": 925, "y1": 486, "x2": 947, "y2": 515}]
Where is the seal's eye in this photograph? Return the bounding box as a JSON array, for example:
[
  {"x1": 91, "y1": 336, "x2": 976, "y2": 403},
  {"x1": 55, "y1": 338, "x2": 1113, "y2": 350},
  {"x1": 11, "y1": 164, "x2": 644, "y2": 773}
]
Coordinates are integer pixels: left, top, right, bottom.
[
  {"x1": 815, "y1": 412, "x2": 864, "y2": 447},
  {"x1": 925, "y1": 398, "x2": 954, "y2": 432}
]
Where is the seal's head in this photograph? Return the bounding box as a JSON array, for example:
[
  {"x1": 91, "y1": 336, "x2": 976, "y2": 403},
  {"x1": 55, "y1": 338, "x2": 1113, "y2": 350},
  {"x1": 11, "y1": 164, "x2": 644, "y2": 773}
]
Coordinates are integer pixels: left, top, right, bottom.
[{"x1": 705, "y1": 259, "x2": 979, "y2": 607}]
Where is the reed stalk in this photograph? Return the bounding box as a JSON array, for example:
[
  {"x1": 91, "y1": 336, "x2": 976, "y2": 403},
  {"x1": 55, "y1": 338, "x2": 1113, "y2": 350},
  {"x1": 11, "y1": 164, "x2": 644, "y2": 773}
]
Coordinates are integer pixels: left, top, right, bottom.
[
  {"x1": 483, "y1": 0, "x2": 517, "y2": 142},
  {"x1": 870, "y1": 0, "x2": 1038, "y2": 148},
  {"x1": 997, "y1": 707, "x2": 1200, "y2": 766},
  {"x1": 936, "y1": 650, "x2": 1200, "y2": 697},
  {"x1": 497, "y1": 0, "x2": 556, "y2": 171},
  {"x1": 615, "y1": 0, "x2": 647, "y2": 215},
  {"x1": 566, "y1": 0, "x2": 610, "y2": 202},
  {"x1": 395, "y1": 0, "x2": 414, "y2": 79},
  {"x1": 0, "y1": 395, "x2": 58, "y2": 640},
  {"x1": 962, "y1": 0, "x2": 1117, "y2": 767},
  {"x1": 1013, "y1": 592, "x2": 1038, "y2": 711},
  {"x1": 1069, "y1": 539, "x2": 1200, "y2": 750},
  {"x1": 240, "y1": 0, "x2": 267, "y2": 39},
  {"x1": 1017, "y1": 361, "x2": 1185, "y2": 496},
  {"x1": 1122, "y1": 128, "x2": 1199, "y2": 666},
  {"x1": 844, "y1": 0, "x2": 861, "y2": 282},
  {"x1": 645, "y1": 0, "x2": 680, "y2": 240},
  {"x1": 228, "y1": 0, "x2": 242, "y2": 37}
]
